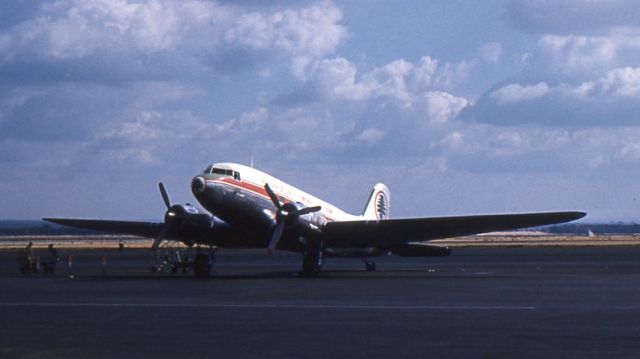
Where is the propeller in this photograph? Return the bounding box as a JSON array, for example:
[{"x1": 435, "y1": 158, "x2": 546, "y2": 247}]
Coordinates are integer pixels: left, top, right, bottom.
[
  {"x1": 159, "y1": 182, "x2": 171, "y2": 209},
  {"x1": 151, "y1": 182, "x2": 214, "y2": 252},
  {"x1": 152, "y1": 182, "x2": 175, "y2": 251},
  {"x1": 264, "y1": 183, "x2": 321, "y2": 253}
]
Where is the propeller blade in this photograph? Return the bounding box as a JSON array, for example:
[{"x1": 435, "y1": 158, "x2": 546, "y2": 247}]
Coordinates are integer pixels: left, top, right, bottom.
[
  {"x1": 152, "y1": 224, "x2": 170, "y2": 250},
  {"x1": 268, "y1": 222, "x2": 285, "y2": 254},
  {"x1": 295, "y1": 206, "x2": 322, "y2": 216},
  {"x1": 159, "y1": 182, "x2": 171, "y2": 209},
  {"x1": 264, "y1": 183, "x2": 282, "y2": 210}
]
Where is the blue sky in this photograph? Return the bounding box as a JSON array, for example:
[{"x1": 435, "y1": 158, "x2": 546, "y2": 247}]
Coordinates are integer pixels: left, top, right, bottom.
[{"x1": 2, "y1": 0, "x2": 640, "y2": 222}]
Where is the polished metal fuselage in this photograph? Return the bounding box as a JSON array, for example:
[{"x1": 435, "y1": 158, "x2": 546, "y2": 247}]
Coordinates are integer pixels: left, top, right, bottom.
[{"x1": 192, "y1": 175, "x2": 309, "y2": 251}]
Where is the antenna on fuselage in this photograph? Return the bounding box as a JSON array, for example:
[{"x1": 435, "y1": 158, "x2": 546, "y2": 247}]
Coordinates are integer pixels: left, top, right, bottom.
[{"x1": 250, "y1": 152, "x2": 254, "y2": 168}]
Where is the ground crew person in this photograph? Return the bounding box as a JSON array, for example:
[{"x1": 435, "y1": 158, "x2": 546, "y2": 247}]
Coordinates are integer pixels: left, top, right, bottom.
[
  {"x1": 20, "y1": 241, "x2": 34, "y2": 273},
  {"x1": 45, "y1": 244, "x2": 59, "y2": 273}
]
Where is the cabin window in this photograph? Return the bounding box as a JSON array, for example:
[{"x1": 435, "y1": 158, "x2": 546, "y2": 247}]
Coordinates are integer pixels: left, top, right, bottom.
[{"x1": 234, "y1": 171, "x2": 241, "y2": 181}]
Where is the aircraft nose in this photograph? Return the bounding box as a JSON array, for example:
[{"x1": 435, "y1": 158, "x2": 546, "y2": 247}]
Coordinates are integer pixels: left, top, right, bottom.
[{"x1": 191, "y1": 176, "x2": 207, "y2": 194}]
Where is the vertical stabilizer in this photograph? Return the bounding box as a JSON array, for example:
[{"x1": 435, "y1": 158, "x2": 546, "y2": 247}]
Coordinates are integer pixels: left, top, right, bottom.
[{"x1": 362, "y1": 183, "x2": 391, "y2": 220}]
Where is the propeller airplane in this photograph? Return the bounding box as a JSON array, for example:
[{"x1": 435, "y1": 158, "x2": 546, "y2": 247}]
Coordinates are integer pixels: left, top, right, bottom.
[{"x1": 45, "y1": 162, "x2": 586, "y2": 277}]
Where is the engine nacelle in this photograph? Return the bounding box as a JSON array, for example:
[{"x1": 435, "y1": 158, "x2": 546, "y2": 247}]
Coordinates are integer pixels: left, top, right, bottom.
[
  {"x1": 165, "y1": 203, "x2": 214, "y2": 228},
  {"x1": 390, "y1": 243, "x2": 452, "y2": 257},
  {"x1": 286, "y1": 201, "x2": 326, "y2": 231}
]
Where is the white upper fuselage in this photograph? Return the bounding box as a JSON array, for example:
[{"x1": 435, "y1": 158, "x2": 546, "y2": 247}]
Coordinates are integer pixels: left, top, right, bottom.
[{"x1": 192, "y1": 163, "x2": 361, "y2": 225}]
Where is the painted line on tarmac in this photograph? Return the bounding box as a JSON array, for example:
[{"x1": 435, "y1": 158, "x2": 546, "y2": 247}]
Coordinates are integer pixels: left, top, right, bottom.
[{"x1": 0, "y1": 302, "x2": 536, "y2": 311}]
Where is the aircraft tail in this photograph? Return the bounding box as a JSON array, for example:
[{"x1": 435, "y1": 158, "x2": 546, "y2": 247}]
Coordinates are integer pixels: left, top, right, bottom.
[{"x1": 361, "y1": 183, "x2": 391, "y2": 220}]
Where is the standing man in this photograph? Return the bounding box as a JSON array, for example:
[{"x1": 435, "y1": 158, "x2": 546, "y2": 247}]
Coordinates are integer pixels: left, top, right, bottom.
[
  {"x1": 46, "y1": 244, "x2": 59, "y2": 273},
  {"x1": 21, "y1": 241, "x2": 34, "y2": 273}
]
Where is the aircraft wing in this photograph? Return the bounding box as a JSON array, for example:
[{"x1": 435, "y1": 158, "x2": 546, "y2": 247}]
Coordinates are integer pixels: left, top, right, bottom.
[
  {"x1": 42, "y1": 218, "x2": 243, "y2": 247},
  {"x1": 43, "y1": 218, "x2": 164, "y2": 238},
  {"x1": 321, "y1": 211, "x2": 586, "y2": 248}
]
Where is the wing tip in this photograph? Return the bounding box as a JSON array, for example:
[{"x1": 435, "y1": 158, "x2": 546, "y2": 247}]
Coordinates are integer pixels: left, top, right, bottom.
[
  {"x1": 42, "y1": 218, "x2": 62, "y2": 224},
  {"x1": 566, "y1": 211, "x2": 587, "y2": 221}
]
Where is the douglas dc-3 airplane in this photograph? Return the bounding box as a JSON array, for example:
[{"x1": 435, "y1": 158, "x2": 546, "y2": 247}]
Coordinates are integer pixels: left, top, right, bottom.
[{"x1": 45, "y1": 163, "x2": 586, "y2": 277}]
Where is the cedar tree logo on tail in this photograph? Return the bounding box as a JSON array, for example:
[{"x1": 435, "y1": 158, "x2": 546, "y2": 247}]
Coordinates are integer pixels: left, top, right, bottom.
[
  {"x1": 375, "y1": 191, "x2": 388, "y2": 220},
  {"x1": 363, "y1": 183, "x2": 390, "y2": 220}
]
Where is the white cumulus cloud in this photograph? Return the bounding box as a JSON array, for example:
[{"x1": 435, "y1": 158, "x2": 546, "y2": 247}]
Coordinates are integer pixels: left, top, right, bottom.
[
  {"x1": 425, "y1": 91, "x2": 468, "y2": 124},
  {"x1": 0, "y1": 0, "x2": 347, "y2": 77},
  {"x1": 314, "y1": 57, "x2": 376, "y2": 101},
  {"x1": 307, "y1": 55, "x2": 471, "y2": 108},
  {"x1": 490, "y1": 82, "x2": 549, "y2": 105},
  {"x1": 597, "y1": 67, "x2": 640, "y2": 97},
  {"x1": 538, "y1": 35, "x2": 618, "y2": 72},
  {"x1": 224, "y1": 2, "x2": 346, "y2": 57}
]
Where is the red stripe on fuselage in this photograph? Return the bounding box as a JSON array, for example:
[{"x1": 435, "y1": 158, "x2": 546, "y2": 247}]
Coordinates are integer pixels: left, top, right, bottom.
[{"x1": 205, "y1": 178, "x2": 336, "y2": 222}]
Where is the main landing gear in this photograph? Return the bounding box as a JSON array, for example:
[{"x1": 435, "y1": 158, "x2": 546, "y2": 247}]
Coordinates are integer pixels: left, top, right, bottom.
[
  {"x1": 361, "y1": 258, "x2": 377, "y2": 272},
  {"x1": 301, "y1": 241, "x2": 323, "y2": 277},
  {"x1": 193, "y1": 247, "x2": 217, "y2": 278}
]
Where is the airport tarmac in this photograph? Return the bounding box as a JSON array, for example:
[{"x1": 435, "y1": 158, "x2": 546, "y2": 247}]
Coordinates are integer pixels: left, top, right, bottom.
[{"x1": 1, "y1": 246, "x2": 640, "y2": 358}]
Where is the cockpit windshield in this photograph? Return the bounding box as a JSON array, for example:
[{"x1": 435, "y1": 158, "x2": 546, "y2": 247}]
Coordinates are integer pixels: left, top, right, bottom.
[
  {"x1": 202, "y1": 165, "x2": 241, "y2": 180},
  {"x1": 212, "y1": 168, "x2": 233, "y2": 176}
]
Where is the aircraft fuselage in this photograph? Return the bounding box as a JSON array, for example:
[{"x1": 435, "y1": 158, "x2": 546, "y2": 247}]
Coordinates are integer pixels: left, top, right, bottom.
[{"x1": 191, "y1": 163, "x2": 358, "y2": 251}]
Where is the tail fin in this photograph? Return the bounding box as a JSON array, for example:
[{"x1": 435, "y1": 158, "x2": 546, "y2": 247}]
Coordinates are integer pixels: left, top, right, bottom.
[{"x1": 362, "y1": 183, "x2": 391, "y2": 220}]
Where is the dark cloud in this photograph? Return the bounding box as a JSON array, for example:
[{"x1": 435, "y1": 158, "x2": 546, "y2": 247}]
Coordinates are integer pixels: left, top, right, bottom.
[
  {"x1": 0, "y1": 48, "x2": 213, "y2": 86},
  {"x1": 461, "y1": 71, "x2": 640, "y2": 128},
  {"x1": 207, "y1": 46, "x2": 271, "y2": 75},
  {"x1": 0, "y1": 1, "x2": 39, "y2": 30},
  {"x1": 506, "y1": 0, "x2": 640, "y2": 35},
  {"x1": 0, "y1": 85, "x2": 118, "y2": 141}
]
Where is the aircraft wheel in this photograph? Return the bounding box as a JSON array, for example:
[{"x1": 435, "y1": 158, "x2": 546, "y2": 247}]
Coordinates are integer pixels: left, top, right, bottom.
[
  {"x1": 365, "y1": 261, "x2": 376, "y2": 272},
  {"x1": 193, "y1": 253, "x2": 212, "y2": 278},
  {"x1": 302, "y1": 250, "x2": 323, "y2": 277}
]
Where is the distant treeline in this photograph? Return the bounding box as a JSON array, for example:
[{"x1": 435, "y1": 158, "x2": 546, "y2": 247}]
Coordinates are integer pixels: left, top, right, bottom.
[{"x1": 543, "y1": 223, "x2": 640, "y2": 235}]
